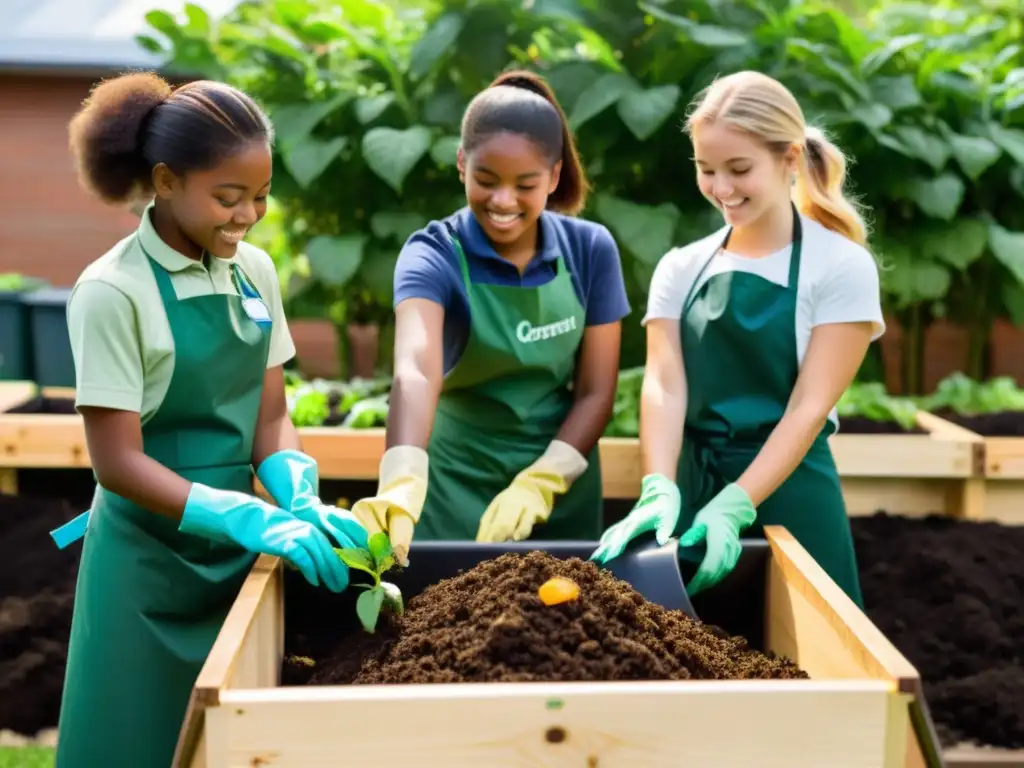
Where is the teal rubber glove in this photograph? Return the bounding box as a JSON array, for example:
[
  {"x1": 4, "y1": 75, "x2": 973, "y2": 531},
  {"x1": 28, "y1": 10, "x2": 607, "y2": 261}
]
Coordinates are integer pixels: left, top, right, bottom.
[
  {"x1": 590, "y1": 473, "x2": 681, "y2": 565},
  {"x1": 256, "y1": 449, "x2": 369, "y2": 551},
  {"x1": 179, "y1": 482, "x2": 351, "y2": 593},
  {"x1": 679, "y1": 483, "x2": 756, "y2": 596}
]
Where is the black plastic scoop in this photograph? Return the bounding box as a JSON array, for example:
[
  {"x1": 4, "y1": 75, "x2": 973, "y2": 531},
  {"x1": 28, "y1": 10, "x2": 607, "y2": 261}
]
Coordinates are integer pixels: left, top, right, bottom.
[{"x1": 599, "y1": 532, "x2": 702, "y2": 621}]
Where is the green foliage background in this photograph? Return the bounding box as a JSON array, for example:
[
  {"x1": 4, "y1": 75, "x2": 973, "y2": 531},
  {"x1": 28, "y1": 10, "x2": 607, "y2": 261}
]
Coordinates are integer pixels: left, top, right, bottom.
[{"x1": 140, "y1": 0, "x2": 1024, "y2": 392}]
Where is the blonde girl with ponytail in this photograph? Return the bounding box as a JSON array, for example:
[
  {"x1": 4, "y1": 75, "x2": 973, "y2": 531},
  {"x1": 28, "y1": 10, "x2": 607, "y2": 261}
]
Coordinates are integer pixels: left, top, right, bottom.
[{"x1": 592, "y1": 71, "x2": 883, "y2": 610}]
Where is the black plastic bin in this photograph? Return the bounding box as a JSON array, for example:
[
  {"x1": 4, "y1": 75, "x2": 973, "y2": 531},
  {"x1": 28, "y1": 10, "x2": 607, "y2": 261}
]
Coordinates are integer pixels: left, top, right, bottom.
[
  {"x1": 22, "y1": 287, "x2": 75, "y2": 387},
  {"x1": 0, "y1": 290, "x2": 33, "y2": 381}
]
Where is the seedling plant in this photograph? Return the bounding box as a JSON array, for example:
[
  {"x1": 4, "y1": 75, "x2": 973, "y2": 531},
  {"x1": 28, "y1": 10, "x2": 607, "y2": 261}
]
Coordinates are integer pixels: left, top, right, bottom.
[{"x1": 335, "y1": 532, "x2": 404, "y2": 633}]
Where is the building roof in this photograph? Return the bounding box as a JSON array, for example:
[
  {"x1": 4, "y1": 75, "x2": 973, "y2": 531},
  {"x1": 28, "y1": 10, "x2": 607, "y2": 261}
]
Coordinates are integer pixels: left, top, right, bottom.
[{"x1": 0, "y1": 0, "x2": 240, "y2": 72}]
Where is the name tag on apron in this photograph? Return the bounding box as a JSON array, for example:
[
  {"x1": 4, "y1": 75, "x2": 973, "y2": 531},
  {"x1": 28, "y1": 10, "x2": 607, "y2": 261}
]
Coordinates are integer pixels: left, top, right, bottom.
[{"x1": 242, "y1": 297, "x2": 272, "y2": 327}]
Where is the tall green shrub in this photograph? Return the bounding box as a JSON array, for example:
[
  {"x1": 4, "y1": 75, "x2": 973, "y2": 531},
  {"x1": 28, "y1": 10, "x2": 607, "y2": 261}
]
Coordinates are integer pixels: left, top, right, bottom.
[{"x1": 140, "y1": 0, "x2": 1024, "y2": 389}]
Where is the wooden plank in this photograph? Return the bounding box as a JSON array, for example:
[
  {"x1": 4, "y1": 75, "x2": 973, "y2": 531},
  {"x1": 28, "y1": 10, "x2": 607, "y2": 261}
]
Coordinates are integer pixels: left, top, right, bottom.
[
  {"x1": 0, "y1": 381, "x2": 34, "y2": 412},
  {"x1": 211, "y1": 680, "x2": 895, "y2": 767},
  {"x1": 763, "y1": 526, "x2": 919, "y2": 688}
]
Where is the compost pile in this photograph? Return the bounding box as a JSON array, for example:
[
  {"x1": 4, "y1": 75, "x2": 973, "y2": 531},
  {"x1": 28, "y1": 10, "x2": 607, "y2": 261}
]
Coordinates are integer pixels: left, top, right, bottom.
[
  {"x1": 852, "y1": 512, "x2": 1024, "y2": 749},
  {"x1": 293, "y1": 551, "x2": 807, "y2": 686}
]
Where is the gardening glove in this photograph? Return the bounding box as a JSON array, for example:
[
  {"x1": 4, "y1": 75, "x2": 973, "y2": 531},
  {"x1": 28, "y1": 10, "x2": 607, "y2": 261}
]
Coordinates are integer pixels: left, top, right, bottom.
[
  {"x1": 679, "y1": 482, "x2": 756, "y2": 596},
  {"x1": 590, "y1": 473, "x2": 681, "y2": 565},
  {"x1": 178, "y1": 482, "x2": 351, "y2": 593},
  {"x1": 352, "y1": 445, "x2": 428, "y2": 567},
  {"x1": 256, "y1": 449, "x2": 369, "y2": 551},
  {"x1": 476, "y1": 440, "x2": 588, "y2": 543}
]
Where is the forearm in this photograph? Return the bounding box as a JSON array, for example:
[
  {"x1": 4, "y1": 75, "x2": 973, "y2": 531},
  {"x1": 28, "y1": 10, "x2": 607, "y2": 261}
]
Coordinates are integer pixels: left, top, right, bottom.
[
  {"x1": 385, "y1": 371, "x2": 439, "y2": 449},
  {"x1": 554, "y1": 389, "x2": 613, "y2": 457},
  {"x1": 735, "y1": 404, "x2": 829, "y2": 506},
  {"x1": 251, "y1": 411, "x2": 303, "y2": 470},
  {"x1": 639, "y1": 372, "x2": 686, "y2": 478},
  {"x1": 92, "y1": 450, "x2": 193, "y2": 522}
]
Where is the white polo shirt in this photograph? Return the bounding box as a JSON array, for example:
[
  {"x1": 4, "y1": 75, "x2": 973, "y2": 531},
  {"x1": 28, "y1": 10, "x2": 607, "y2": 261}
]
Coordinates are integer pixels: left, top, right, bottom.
[
  {"x1": 67, "y1": 204, "x2": 295, "y2": 424},
  {"x1": 643, "y1": 213, "x2": 885, "y2": 428}
]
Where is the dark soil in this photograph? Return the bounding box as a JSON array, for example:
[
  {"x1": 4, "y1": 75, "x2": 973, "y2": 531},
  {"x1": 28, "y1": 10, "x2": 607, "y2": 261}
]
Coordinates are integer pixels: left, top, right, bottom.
[
  {"x1": 933, "y1": 409, "x2": 1024, "y2": 437},
  {"x1": 0, "y1": 478, "x2": 88, "y2": 735},
  {"x1": 851, "y1": 512, "x2": 1024, "y2": 749},
  {"x1": 5, "y1": 396, "x2": 77, "y2": 415},
  {"x1": 840, "y1": 416, "x2": 925, "y2": 434},
  {"x1": 283, "y1": 550, "x2": 807, "y2": 687}
]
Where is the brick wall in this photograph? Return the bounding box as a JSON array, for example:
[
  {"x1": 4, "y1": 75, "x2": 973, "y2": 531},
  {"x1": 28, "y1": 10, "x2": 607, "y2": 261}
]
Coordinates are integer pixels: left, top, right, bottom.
[{"x1": 0, "y1": 72, "x2": 140, "y2": 288}]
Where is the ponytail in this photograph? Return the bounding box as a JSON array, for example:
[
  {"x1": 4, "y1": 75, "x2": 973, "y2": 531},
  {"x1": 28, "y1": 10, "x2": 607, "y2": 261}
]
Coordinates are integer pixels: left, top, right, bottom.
[
  {"x1": 461, "y1": 69, "x2": 590, "y2": 215},
  {"x1": 68, "y1": 71, "x2": 273, "y2": 207},
  {"x1": 794, "y1": 126, "x2": 868, "y2": 245}
]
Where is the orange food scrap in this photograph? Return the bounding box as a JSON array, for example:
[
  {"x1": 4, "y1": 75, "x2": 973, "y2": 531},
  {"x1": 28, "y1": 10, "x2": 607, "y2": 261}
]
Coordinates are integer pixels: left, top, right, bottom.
[{"x1": 538, "y1": 577, "x2": 580, "y2": 606}]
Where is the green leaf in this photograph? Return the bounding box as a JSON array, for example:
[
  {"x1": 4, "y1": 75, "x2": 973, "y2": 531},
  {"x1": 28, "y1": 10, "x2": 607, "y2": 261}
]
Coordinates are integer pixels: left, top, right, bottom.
[
  {"x1": 881, "y1": 257, "x2": 951, "y2": 306},
  {"x1": 306, "y1": 235, "x2": 366, "y2": 287},
  {"x1": 893, "y1": 126, "x2": 951, "y2": 171},
  {"x1": 616, "y1": 84, "x2": 680, "y2": 141},
  {"x1": 921, "y1": 218, "x2": 988, "y2": 270},
  {"x1": 368, "y1": 532, "x2": 392, "y2": 568},
  {"x1": 362, "y1": 125, "x2": 433, "y2": 192},
  {"x1": 335, "y1": 547, "x2": 376, "y2": 575},
  {"x1": 356, "y1": 586, "x2": 385, "y2": 633},
  {"x1": 569, "y1": 73, "x2": 633, "y2": 130},
  {"x1": 871, "y1": 75, "x2": 922, "y2": 111},
  {"x1": 595, "y1": 195, "x2": 681, "y2": 265},
  {"x1": 851, "y1": 104, "x2": 892, "y2": 130},
  {"x1": 907, "y1": 173, "x2": 965, "y2": 220},
  {"x1": 989, "y1": 222, "x2": 1024, "y2": 284},
  {"x1": 409, "y1": 12, "x2": 464, "y2": 79},
  {"x1": 860, "y1": 34, "x2": 925, "y2": 77},
  {"x1": 354, "y1": 93, "x2": 396, "y2": 125},
  {"x1": 640, "y1": 3, "x2": 748, "y2": 47},
  {"x1": 989, "y1": 125, "x2": 1024, "y2": 165},
  {"x1": 949, "y1": 134, "x2": 1001, "y2": 180},
  {"x1": 381, "y1": 581, "x2": 404, "y2": 615},
  {"x1": 370, "y1": 211, "x2": 427, "y2": 244},
  {"x1": 429, "y1": 135, "x2": 461, "y2": 167},
  {"x1": 270, "y1": 94, "x2": 350, "y2": 147},
  {"x1": 283, "y1": 136, "x2": 347, "y2": 189}
]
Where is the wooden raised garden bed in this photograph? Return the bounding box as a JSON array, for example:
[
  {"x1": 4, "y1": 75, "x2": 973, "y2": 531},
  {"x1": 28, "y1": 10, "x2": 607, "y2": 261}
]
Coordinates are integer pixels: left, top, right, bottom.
[
  {"x1": 0, "y1": 382, "x2": 987, "y2": 517},
  {"x1": 173, "y1": 526, "x2": 942, "y2": 768}
]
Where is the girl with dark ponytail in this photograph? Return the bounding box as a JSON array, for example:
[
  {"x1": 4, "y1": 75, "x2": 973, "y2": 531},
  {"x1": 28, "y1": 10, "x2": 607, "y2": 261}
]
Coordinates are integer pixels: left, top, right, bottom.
[
  {"x1": 350, "y1": 69, "x2": 630, "y2": 560},
  {"x1": 54, "y1": 72, "x2": 367, "y2": 768}
]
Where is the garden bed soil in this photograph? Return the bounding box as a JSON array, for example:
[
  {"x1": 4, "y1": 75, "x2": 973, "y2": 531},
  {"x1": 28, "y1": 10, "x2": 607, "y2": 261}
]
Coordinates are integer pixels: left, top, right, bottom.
[
  {"x1": 838, "y1": 416, "x2": 925, "y2": 434},
  {"x1": 0, "y1": 480, "x2": 88, "y2": 737},
  {"x1": 932, "y1": 409, "x2": 1024, "y2": 437},
  {"x1": 851, "y1": 512, "x2": 1024, "y2": 749},
  {"x1": 4, "y1": 396, "x2": 77, "y2": 416},
  {"x1": 282, "y1": 550, "x2": 807, "y2": 687}
]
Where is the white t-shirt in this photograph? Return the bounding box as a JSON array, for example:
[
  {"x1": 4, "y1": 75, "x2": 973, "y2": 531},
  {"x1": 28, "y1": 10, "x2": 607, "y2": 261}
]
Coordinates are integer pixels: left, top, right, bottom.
[{"x1": 643, "y1": 213, "x2": 885, "y2": 429}]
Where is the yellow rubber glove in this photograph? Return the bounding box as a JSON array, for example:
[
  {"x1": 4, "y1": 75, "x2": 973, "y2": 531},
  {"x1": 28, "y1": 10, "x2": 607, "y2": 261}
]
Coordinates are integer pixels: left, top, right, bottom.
[
  {"x1": 351, "y1": 445, "x2": 427, "y2": 566},
  {"x1": 476, "y1": 440, "x2": 588, "y2": 543}
]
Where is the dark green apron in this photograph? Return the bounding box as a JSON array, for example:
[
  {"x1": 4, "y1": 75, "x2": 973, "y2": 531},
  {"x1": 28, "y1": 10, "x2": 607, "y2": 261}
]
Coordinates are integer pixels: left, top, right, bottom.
[
  {"x1": 55, "y1": 249, "x2": 270, "y2": 767},
  {"x1": 676, "y1": 208, "x2": 864, "y2": 608},
  {"x1": 416, "y1": 231, "x2": 602, "y2": 541}
]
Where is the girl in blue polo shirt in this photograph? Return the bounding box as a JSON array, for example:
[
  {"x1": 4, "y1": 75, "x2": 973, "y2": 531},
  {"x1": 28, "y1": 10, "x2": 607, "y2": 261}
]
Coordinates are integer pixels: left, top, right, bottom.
[{"x1": 352, "y1": 69, "x2": 630, "y2": 560}]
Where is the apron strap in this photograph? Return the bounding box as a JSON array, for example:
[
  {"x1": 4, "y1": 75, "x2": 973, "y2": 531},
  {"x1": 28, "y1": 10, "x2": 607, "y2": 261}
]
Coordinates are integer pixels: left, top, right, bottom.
[
  {"x1": 682, "y1": 203, "x2": 804, "y2": 315},
  {"x1": 447, "y1": 229, "x2": 472, "y2": 291}
]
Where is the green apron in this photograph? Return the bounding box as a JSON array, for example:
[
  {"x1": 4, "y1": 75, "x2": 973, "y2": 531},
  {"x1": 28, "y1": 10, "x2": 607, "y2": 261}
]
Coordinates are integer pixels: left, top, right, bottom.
[
  {"x1": 416, "y1": 231, "x2": 603, "y2": 541},
  {"x1": 55, "y1": 247, "x2": 271, "y2": 767},
  {"x1": 676, "y1": 207, "x2": 864, "y2": 608}
]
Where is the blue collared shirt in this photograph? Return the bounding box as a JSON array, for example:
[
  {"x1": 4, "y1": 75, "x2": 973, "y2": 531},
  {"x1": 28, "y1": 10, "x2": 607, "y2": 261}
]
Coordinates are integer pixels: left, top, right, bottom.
[{"x1": 393, "y1": 207, "x2": 631, "y2": 374}]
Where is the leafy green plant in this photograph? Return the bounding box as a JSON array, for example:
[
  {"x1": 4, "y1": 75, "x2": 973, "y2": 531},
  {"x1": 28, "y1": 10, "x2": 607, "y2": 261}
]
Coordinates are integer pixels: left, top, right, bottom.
[
  {"x1": 334, "y1": 532, "x2": 404, "y2": 633},
  {"x1": 836, "y1": 382, "x2": 920, "y2": 429},
  {"x1": 141, "y1": 0, "x2": 1024, "y2": 389},
  {"x1": 920, "y1": 372, "x2": 1024, "y2": 415}
]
